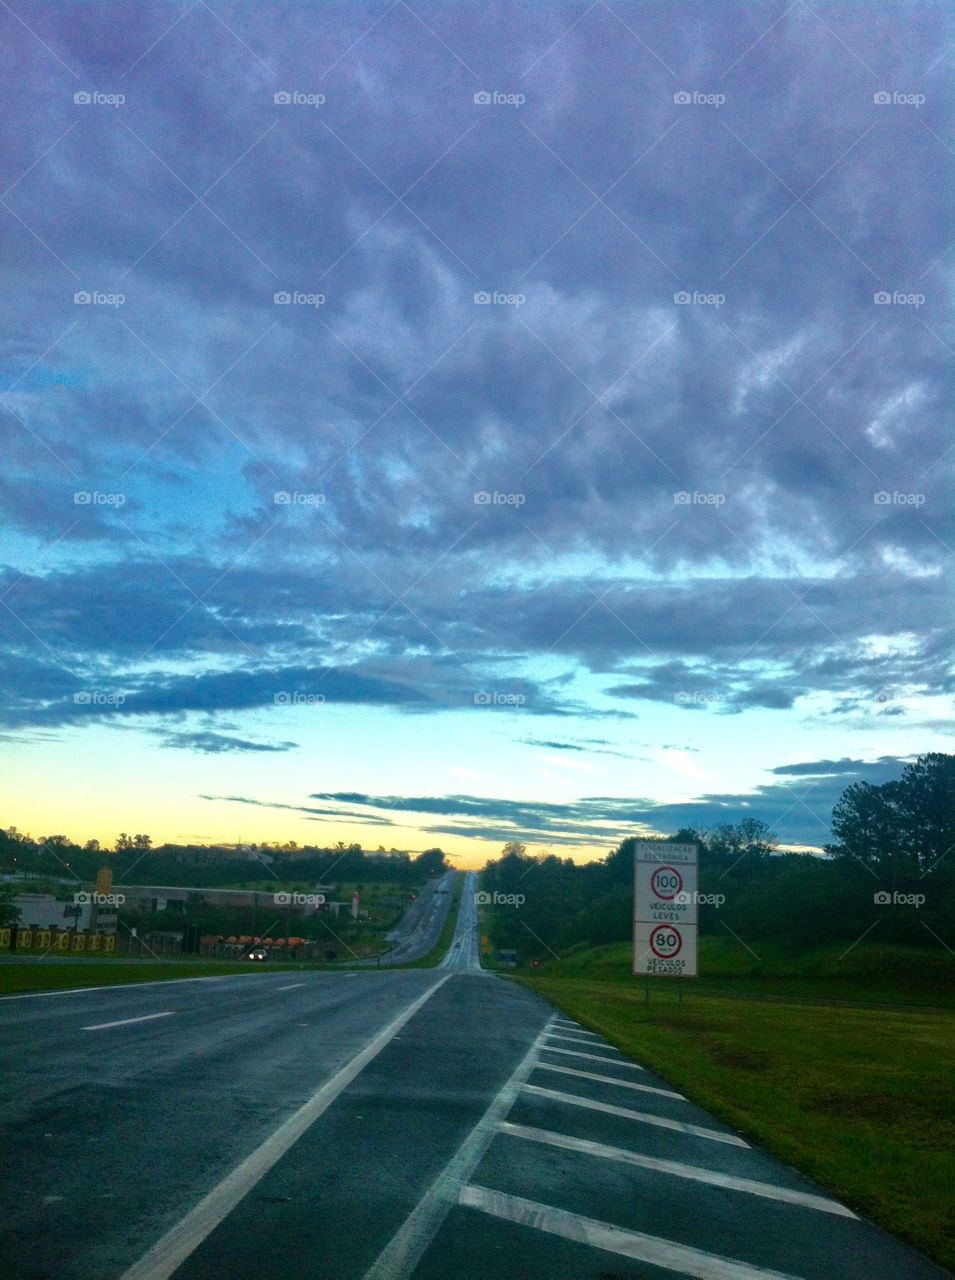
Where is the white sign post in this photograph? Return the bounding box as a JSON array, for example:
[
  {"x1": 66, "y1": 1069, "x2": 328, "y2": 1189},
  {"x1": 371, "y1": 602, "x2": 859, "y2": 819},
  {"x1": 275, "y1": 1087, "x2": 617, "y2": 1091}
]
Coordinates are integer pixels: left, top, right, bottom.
[{"x1": 633, "y1": 842, "x2": 698, "y2": 978}]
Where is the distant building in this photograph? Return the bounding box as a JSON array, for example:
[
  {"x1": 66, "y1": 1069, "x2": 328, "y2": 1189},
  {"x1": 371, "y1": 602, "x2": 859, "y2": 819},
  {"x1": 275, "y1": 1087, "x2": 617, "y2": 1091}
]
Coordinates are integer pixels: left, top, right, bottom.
[
  {"x1": 13, "y1": 892, "x2": 117, "y2": 934},
  {"x1": 167, "y1": 844, "x2": 274, "y2": 866},
  {"x1": 117, "y1": 883, "x2": 332, "y2": 915}
]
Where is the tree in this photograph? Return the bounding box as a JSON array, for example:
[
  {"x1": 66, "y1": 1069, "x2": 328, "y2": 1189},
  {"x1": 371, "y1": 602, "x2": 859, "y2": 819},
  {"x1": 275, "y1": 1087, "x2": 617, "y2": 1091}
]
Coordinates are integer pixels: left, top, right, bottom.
[
  {"x1": 828, "y1": 753, "x2": 955, "y2": 884},
  {"x1": 0, "y1": 888, "x2": 20, "y2": 930},
  {"x1": 133, "y1": 833, "x2": 152, "y2": 851},
  {"x1": 413, "y1": 848, "x2": 447, "y2": 877},
  {"x1": 894, "y1": 754, "x2": 955, "y2": 876},
  {"x1": 84, "y1": 839, "x2": 101, "y2": 852},
  {"x1": 115, "y1": 833, "x2": 134, "y2": 851},
  {"x1": 829, "y1": 781, "x2": 901, "y2": 876}
]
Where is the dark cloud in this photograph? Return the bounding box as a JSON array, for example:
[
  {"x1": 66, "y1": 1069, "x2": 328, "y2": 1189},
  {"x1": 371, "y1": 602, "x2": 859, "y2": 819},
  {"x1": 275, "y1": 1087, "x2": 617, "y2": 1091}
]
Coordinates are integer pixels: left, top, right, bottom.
[
  {"x1": 0, "y1": 3, "x2": 950, "y2": 797},
  {"x1": 159, "y1": 731, "x2": 298, "y2": 754},
  {"x1": 518, "y1": 737, "x2": 633, "y2": 758},
  {"x1": 199, "y1": 794, "x2": 400, "y2": 827},
  {"x1": 1, "y1": 663, "x2": 435, "y2": 729},
  {"x1": 770, "y1": 756, "x2": 906, "y2": 777},
  {"x1": 208, "y1": 753, "x2": 912, "y2": 847}
]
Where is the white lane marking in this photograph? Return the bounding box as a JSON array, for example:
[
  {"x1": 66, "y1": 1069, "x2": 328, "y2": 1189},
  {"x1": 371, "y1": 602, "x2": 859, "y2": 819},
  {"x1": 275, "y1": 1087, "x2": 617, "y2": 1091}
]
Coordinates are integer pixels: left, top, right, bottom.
[
  {"x1": 545, "y1": 1030, "x2": 611, "y2": 1046},
  {"x1": 521, "y1": 1084, "x2": 750, "y2": 1147},
  {"x1": 83, "y1": 1012, "x2": 176, "y2": 1031},
  {"x1": 0, "y1": 971, "x2": 295, "y2": 1002},
  {"x1": 119, "y1": 975, "x2": 452, "y2": 1280},
  {"x1": 535, "y1": 1061, "x2": 684, "y2": 1099},
  {"x1": 542, "y1": 1046, "x2": 646, "y2": 1070},
  {"x1": 276, "y1": 983, "x2": 306, "y2": 991},
  {"x1": 552, "y1": 1022, "x2": 601, "y2": 1037},
  {"x1": 361, "y1": 1014, "x2": 558, "y2": 1280},
  {"x1": 458, "y1": 1185, "x2": 805, "y2": 1280},
  {"x1": 497, "y1": 1123, "x2": 857, "y2": 1218}
]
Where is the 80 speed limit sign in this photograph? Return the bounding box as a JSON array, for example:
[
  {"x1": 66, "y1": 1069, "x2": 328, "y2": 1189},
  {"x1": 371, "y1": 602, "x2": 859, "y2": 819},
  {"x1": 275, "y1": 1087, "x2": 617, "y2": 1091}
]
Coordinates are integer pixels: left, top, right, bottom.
[
  {"x1": 649, "y1": 925, "x2": 683, "y2": 958},
  {"x1": 633, "y1": 842, "x2": 698, "y2": 977}
]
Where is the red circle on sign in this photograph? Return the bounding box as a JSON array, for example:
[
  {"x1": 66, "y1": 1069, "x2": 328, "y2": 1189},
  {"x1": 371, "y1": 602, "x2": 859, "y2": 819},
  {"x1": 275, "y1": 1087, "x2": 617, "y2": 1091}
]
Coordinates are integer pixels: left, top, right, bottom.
[
  {"x1": 649, "y1": 925, "x2": 683, "y2": 958},
  {"x1": 650, "y1": 865, "x2": 683, "y2": 901}
]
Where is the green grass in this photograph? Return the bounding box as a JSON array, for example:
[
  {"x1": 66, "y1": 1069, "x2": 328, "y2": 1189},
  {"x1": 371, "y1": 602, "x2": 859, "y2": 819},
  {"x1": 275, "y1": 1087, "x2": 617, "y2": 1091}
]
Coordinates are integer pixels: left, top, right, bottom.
[
  {"x1": 531, "y1": 937, "x2": 955, "y2": 1007},
  {"x1": 511, "y1": 963, "x2": 955, "y2": 1273},
  {"x1": 0, "y1": 959, "x2": 260, "y2": 995},
  {"x1": 334, "y1": 881, "x2": 420, "y2": 934}
]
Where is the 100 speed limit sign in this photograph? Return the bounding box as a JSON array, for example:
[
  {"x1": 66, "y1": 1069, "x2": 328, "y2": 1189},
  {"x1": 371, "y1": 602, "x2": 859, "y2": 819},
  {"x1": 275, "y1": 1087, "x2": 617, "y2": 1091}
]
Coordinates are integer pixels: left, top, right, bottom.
[{"x1": 633, "y1": 842, "x2": 698, "y2": 977}]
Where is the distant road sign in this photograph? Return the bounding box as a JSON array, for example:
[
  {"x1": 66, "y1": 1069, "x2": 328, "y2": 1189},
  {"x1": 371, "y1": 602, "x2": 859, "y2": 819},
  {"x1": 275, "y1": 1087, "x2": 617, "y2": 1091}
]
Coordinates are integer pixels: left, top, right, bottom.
[{"x1": 633, "y1": 842, "x2": 698, "y2": 977}]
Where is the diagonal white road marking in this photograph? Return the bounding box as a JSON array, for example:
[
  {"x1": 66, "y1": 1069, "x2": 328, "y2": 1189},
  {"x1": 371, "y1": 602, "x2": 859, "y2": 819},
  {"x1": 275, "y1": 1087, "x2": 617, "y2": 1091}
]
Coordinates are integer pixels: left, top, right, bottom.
[
  {"x1": 534, "y1": 1060, "x2": 684, "y2": 1098},
  {"x1": 498, "y1": 1122, "x2": 857, "y2": 1216},
  {"x1": 459, "y1": 1184, "x2": 807, "y2": 1279},
  {"x1": 362, "y1": 1015, "x2": 558, "y2": 1280},
  {"x1": 522, "y1": 1083, "x2": 750, "y2": 1146}
]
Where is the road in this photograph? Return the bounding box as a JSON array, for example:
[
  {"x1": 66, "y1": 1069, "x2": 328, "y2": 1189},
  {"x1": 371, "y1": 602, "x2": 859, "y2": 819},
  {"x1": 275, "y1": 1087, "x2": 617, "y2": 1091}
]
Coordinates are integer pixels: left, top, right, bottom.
[
  {"x1": 438, "y1": 869, "x2": 481, "y2": 970},
  {"x1": 375, "y1": 868, "x2": 458, "y2": 965},
  {"x1": 0, "y1": 870, "x2": 949, "y2": 1280}
]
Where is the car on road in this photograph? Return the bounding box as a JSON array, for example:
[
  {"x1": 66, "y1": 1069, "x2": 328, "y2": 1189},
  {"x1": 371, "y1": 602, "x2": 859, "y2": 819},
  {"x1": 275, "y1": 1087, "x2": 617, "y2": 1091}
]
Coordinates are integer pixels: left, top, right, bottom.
[{"x1": 246, "y1": 947, "x2": 269, "y2": 962}]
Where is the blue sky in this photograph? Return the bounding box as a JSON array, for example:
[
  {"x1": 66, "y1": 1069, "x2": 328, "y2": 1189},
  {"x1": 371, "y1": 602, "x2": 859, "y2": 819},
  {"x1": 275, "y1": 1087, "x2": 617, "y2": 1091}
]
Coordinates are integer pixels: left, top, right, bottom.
[{"x1": 0, "y1": 1, "x2": 952, "y2": 863}]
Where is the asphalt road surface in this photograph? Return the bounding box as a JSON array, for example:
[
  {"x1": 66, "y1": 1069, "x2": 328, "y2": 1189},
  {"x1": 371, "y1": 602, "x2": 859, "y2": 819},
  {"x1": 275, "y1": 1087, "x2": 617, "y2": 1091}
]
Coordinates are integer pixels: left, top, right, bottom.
[
  {"x1": 1, "y1": 871, "x2": 949, "y2": 1279},
  {"x1": 375, "y1": 869, "x2": 458, "y2": 965},
  {"x1": 438, "y1": 869, "x2": 481, "y2": 971}
]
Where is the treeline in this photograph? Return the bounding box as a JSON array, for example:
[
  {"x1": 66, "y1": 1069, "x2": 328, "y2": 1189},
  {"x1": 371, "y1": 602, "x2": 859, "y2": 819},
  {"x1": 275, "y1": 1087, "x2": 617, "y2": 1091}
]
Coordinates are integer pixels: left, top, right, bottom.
[
  {"x1": 482, "y1": 754, "x2": 954, "y2": 958},
  {"x1": 0, "y1": 829, "x2": 449, "y2": 889}
]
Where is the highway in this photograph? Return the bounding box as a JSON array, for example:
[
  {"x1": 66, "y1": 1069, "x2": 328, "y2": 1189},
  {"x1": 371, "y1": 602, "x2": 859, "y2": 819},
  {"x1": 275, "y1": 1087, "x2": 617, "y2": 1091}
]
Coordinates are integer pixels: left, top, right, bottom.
[
  {"x1": 438, "y1": 868, "x2": 481, "y2": 970},
  {"x1": 376, "y1": 869, "x2": 458, "y2": 965},
  {"x1": 0, "y1": 871, "x2": 949, "y2": 1279}
]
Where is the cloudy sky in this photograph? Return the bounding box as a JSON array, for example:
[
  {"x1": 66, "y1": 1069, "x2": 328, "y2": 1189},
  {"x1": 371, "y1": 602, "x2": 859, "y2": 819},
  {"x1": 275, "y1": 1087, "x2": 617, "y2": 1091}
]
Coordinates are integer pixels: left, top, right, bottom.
[{"x1": 1, "y1": 1, "x2": 951, "y2": 864}]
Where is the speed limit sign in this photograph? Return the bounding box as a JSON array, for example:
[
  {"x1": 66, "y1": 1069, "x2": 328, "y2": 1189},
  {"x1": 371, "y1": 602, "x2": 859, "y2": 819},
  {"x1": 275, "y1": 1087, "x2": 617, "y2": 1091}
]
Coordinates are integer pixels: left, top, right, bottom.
[
  {"x1": 650, "y1": 865, "x2": 683, "y2": 900},
  {"x1": 633, "y1": 842, "x2": 698, "y2": 976},
  {"x1": 649, "y1": 925, "x2": 683, "y2": 958}
]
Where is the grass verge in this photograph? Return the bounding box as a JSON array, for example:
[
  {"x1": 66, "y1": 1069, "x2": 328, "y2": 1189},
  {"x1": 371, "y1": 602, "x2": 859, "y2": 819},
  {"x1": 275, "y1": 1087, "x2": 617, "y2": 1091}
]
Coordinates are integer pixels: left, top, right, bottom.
[
  {"x1": 533, "y1": 938, "x2": 955, "y2": 1007},
  {"x1": 511, "y1": 970, "x2": 955, "y2": 1273},
  {"x1": 0, "y1": 959, "x2": 259, "y2": 995}
]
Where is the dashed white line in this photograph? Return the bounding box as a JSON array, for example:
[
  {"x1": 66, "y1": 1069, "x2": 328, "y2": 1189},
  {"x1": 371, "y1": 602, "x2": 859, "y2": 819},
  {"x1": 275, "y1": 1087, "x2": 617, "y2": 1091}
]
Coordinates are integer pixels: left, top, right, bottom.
[
  {"x1": 458, "y1": 1185, "x2": 805, "y2": 1280},
  {"x1": 534, "y1": 1061, "x2": 684, "y2": 1099},
  {"x1": 83, "y1": 1012, "x2": 176, "y2": 1031},
  {"x1": 0, "y1": 971, "x2": 282, "y2": 1002},
  {"x1": 497, "y1": 1122, "x2": 856, "y2": 1217},
  {"x1": 521, "y1": 1083, "x2": 750, "y2": 1146},
  {"x1": 119, "y1": 975, "x2": 452, "y2": 1280},
  {"x1": 276, "y1": 983, "x2": 306, "y2": 991}
]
